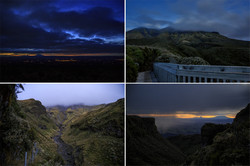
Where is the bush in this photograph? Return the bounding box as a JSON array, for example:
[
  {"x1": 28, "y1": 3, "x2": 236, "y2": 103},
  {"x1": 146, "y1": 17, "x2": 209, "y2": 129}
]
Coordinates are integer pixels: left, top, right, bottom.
[{"x1": 126, "y1": 56, "x2": 138, "y2": 82}]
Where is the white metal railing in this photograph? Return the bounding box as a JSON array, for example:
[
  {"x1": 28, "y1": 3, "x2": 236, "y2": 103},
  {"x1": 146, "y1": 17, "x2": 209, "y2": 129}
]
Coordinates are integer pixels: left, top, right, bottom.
[{"x1": 153, "y1": 63, "x2": 250, "y2": 83}]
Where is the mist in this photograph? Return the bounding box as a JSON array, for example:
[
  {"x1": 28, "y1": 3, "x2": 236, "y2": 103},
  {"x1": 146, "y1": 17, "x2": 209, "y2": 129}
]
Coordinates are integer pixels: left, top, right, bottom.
[{"x1": 18, "y1": 84, "x2": 124, "y2": 106}]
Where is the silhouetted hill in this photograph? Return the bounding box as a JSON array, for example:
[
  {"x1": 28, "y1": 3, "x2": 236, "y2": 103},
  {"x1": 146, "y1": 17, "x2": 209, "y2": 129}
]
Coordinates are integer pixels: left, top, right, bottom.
[
  {"x1": 127, "y1": 27, "x2": 250, "y2": 66},
  {"x1": 187, "y1": 104, "x2": 250, "y2": 165},
  {"x1": 126, "y1": 115, "x2": 185, "y2": 165},
  {"x1": 168, "y1": 134, "x2": 201, "y2": 156}
]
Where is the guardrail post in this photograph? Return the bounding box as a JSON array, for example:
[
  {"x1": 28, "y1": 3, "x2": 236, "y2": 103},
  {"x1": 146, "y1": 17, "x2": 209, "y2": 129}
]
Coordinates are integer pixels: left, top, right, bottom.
[{"x1": 24, "y1": 152, "x2": 27, "y2": 166}]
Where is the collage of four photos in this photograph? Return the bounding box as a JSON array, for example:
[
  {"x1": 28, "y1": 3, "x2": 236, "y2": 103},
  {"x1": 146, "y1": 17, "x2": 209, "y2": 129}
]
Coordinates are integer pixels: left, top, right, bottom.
[{"x1": 0, "y1": 0, "x2": 249, "y2": 166}]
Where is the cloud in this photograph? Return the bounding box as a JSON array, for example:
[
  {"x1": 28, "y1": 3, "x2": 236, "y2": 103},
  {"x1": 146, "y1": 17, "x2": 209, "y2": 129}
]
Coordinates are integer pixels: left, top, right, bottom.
[
  {"x1": 126, "y1": 84, "x2": 250, "y2": 114},
  {"x1": 126, "y1": 0, "x2": 250, "y2": 41},
  {"x1": 128, "y1": 15, "x2": 172, "y2": 30},
  {"x1": 0, "y1": 0, "x2": 124, "y2": 53}
]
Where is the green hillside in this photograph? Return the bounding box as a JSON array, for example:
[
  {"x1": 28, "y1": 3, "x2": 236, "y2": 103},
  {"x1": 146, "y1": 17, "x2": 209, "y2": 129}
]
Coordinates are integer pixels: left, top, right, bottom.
[
  {"x1": 126, "y1": 27, "x2": 250, "y2": 81},
  {"x1": 126, "y1": 115, "x2": 185, "y2": 165},
  {"x1": 0, "y1": 85, "x2": 63, "y2": 166},
  {"x1": 62, "y1": 99, "x2": 124, "y2": 166},
  {"x1": 0, "y1": 85, "x2": 124, "y2": 166},
  {"x1": 18, "y1": 99, "x2": 64, "y2": 165}
]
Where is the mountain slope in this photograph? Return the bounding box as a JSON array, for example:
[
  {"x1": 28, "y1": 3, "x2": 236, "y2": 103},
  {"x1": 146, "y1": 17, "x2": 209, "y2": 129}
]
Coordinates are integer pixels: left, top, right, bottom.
[
  {"x1": 62, "y1": 99, "x2": 124, "y2": 166},
  {"x1": 47, "y1": 104, "x2": 106, "y2": 126},
  {"x1": 167, "y1": 134, "x2": 201, "y2": 156},
  {"x1": 127, "y1": 27, "x2": 250, "y2": 66},
  {"x1": 127, "y1": 115, "x2": 185, "y2": 165},
  {"x1": 188, "y1": 104, "x2": 250, "y2": 165},
  {"x1": 18, "y1": 99, "x2": 63, "y2": 165}
]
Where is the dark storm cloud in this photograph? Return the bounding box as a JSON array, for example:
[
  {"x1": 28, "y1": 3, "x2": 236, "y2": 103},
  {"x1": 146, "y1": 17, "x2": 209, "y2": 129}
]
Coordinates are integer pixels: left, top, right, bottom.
[
  {"x1": 127, "y1": 0, "x2": 250, "y2": 41},
  {"x1": 28, "y1": 7, "x2": 123, "y2": 37},
  {"x1": 170, "y1": 0, "x2": 250, "y2": 40},
  {"x1": 0, "y1": 0, "x2": 124, "y2": 53},
  {"x1": 126, "y1": 84, "x2": 250, "y2": 114}
]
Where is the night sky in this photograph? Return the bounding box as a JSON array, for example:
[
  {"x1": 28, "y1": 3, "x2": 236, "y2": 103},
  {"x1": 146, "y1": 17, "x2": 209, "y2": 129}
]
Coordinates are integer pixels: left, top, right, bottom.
[
  {"x1": 127, "y1": 0, "x2": 250, "y2": 41},
  {"x1": 0, "y1": 0, "x2": 124, "y2": 55},
  {"x1": 18, "y1": 84, "x2": 124, "y2": 106},
  {"x1": 127, "y1": 84, "x2": 250, "y2": 118}
]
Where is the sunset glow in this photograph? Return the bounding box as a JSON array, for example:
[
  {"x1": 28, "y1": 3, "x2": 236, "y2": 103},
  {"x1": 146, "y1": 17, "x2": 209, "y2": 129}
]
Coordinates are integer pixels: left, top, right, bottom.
[
  {"x1": 128, "y1": 113, "x2": 235, "y2": 119},
  {"x1": 0, "y1": 53, "x2": 124, "y2": 57}
]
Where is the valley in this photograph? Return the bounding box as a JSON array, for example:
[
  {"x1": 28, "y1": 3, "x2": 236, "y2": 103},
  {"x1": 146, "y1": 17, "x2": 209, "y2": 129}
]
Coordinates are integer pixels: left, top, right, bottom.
[
  {"x1": 0, "y1": 91, "x2": 124, "y2": 166},
  {"x1": 127, "y1": 104, "x2": 250, "y2": 165}
]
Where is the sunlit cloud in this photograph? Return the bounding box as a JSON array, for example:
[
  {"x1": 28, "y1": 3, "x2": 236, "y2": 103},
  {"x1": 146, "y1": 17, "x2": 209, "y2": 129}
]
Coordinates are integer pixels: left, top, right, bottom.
[{"x1": 128, "y1": 113, "x2": 235, "y2": 119}]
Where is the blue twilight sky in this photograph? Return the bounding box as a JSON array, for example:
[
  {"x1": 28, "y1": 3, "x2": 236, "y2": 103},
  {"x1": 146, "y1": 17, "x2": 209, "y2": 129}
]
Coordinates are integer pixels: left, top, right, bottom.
[
  {"x1": 127, "y1": 0, "x2": 250, "y2": 41},
  {"x1": 18, "y1": 84, "x2": 124, "y2": 106},
  {"x1": 0, "y1": 0, "x2": 124, "y2": 54}
]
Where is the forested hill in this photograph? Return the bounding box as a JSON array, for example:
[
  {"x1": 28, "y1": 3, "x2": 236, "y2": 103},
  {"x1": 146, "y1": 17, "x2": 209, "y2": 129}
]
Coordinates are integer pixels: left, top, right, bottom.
[{"x1": 127, "y1": 27, "x2": 250, "y2": 66}]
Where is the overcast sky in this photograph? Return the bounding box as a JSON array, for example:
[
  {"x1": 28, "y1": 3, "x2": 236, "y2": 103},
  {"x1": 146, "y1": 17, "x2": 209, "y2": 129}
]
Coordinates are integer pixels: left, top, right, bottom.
[
  {"x1": 127, "y1": 84, "x2": 250, "y2": 116},
  {"x1": 127, "y1": 0, "x2": 250, "y2": 41},
  {"x1": 0, "y1": 0, "x2": 124, "y2": 54},
  {"x1": 18, "y1": 84, "x2": 124, "y2": 106}
]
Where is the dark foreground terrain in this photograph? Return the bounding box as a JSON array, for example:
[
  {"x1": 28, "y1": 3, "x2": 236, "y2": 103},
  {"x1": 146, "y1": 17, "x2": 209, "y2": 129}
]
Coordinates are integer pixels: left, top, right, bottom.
[
  {"x1": 127, "y1": 104, "x2": 250, "y2": 166},
  {"x1": 0, "y1": 56, "x2": 124, "y2": 82}
]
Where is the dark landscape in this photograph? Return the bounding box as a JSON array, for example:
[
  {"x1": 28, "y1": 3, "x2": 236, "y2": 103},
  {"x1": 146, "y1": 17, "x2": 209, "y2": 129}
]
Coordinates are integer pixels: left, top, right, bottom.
[
  {"x1": 126, "y1": 28, "x2": 250, "y2": 82},
  {"x1": 155, "y1": 116, "x2": 233, "y2": 137},
  {"x1": 126, "y1": 84, "x2": 250, "y2": 165},
  {"x1": 0, "y1": 0, "x2": 124, "y2": 82},
  {"x1": 127, "y1": 104, "x2": 250, "y2": 165},
  {"x1": 0, "y1": 85, "x2": 124, "y2": 166},
  {"x1": 0, "y1": 56, "x2": 124, "y2": 82}
]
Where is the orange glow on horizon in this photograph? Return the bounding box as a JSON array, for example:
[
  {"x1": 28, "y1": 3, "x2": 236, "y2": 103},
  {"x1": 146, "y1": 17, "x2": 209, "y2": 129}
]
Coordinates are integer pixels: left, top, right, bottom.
[
  {"x1": 226, "y1": 115, "x2": 235, "y2": 118},
  {"x1": 0, "y1": 52, "x2": 124, "y2": 57},
  {"x1": 128, "y1": 113, "x2": 235, "y2": 119}
]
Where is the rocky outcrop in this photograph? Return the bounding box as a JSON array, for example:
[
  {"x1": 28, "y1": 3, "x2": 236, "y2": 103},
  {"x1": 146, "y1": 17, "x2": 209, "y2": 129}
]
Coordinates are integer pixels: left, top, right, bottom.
[
  {"x1": 201, "y1": 123, "x2": 230, "y2": 146},
  {"x1": 188, "y1": 104, "x2": 250, "y2": 166},
  {"x1": 18, "y1": 99, "x2": 47, "y2": 117},
  {"x1": 127, "y1": 115, "x2": 185, "y2": 165}
]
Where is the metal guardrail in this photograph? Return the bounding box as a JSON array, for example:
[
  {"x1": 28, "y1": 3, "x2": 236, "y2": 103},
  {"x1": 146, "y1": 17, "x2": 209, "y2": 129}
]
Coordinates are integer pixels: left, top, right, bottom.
[{"x1": 153, "y1": 63, "x2": 250, "y2": 83}]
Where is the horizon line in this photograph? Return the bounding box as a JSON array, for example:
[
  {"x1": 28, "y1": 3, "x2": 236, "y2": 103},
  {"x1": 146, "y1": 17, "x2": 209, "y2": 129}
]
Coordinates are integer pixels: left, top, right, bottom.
[
  {"x1": 128, "y1": 113, "x2": 235, "y2": 119},
  {"x1": 0, "y1": 52, "x2": 124, "y2": 57}
]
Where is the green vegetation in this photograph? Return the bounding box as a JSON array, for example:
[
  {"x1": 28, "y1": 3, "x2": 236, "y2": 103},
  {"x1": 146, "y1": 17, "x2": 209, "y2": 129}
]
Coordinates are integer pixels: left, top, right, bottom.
[
  {"x1": 0, "y1": 85, "x2": 34, "y2": 165},
  {"x1": 18, "y1": 99, "x2": 62, "y2": 165},
  {"x1": 1, "y1": 85, "x2": 124, "y2": 166},
  {"x1": 126, "y1": 115, "x2": 185, "y2": 165},
  {"x1": 0, "y1": 85, "x2": 63, "y2": 166},
  {"x1": 62, "y1": 99, "x2": 124, "y2": 166},
  {"x1": 127, "y1": 27, "x2": 250, "y2": 67},
  {"x1": 126, "y1": 46, "x2": 160, "y2": 82}
]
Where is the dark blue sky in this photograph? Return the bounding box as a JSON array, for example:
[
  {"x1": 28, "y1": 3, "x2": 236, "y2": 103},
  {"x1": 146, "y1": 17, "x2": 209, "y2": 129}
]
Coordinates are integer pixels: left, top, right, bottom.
[
  {"x1": 18, "y1": 84, "x2": 124, "y2": 106},
  {"x1": 127, "y1": 0, "x2": 250, "y2": 41},
  {"x1": 127, "y1": 84, "x2": 250, "y2": 117},
  {"x1": 0, "y1": 0, "x2": 124, "y2": 54}
]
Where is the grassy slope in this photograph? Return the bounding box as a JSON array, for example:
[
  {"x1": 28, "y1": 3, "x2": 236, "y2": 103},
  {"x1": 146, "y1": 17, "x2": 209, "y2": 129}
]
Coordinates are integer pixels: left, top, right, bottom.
[
  {"x1": 127, "y1": 115, "x2": 185, "y2": 165},
  {"x1": 127, "y1": 29, "x2": 250, "y2": 66},
  {"x1": 46, "y1": 105, "x2": 106, "y2": 126},
  {"x1": 62, "y1": 99, "x2": 124, "y2": 166},
  {"x1": 18, "y1": 99, "x2": 63, "y2": 166}
]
